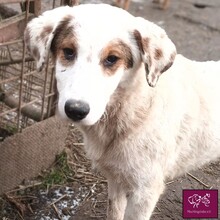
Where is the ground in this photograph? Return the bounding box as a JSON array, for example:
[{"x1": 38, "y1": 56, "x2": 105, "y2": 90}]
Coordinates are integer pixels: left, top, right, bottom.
[{"x1": 0, "y1": 0, "x2": 220, "y2": 219}]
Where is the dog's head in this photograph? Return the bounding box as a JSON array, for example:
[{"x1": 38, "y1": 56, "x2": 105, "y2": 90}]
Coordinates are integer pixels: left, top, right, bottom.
[{"x1": 25, "y1": 4, "x2": 176, "y2": 126}]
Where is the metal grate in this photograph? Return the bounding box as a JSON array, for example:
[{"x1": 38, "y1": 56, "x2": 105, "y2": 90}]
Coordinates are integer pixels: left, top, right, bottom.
[
  {"x1": 0, "y1": 40, "x2": 57, "y2": 134},
  {"x1": 0, "y1": 0, "x2": 76, "y2": 137}
]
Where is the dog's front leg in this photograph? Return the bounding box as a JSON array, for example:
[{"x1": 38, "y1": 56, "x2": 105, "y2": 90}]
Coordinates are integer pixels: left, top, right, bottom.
[
  {"x1": 107, "y1": 178, "x2": 128, "y2": 220},
  {"x1": 124, "y1": 177, "x2": 164, "y2": 220}
]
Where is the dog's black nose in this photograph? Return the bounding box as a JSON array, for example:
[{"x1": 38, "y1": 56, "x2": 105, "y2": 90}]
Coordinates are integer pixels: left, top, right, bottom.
[{"x1": 64, "y1": 99, "x2": 90, "y2": 121}]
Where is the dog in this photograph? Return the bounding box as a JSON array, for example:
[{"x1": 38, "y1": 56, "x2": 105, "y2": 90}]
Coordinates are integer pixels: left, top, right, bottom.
[{"x1": 25, "y1": 4, "x2": 220, "y2": 220}]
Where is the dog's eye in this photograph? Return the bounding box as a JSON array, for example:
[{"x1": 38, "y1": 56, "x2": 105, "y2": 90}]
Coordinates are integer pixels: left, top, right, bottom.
[
  {"x1": 104, "y1": 55, "x2": 119, "y2": 66},
  {"x1": 63, "y1": 48, "x2": 75, "y2": 61}
]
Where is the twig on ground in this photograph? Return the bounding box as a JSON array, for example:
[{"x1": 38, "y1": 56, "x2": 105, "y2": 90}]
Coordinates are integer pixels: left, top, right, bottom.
[
  {"x1": 52, "y1": 203, "x2": 62, "y2": 220},
  {"x1": 4, "y1": 194, "x2": 26, "y2": 217},
  {"x1": 16, "y1": 210, "x2": 25, "y2": 220},
  {"x1": 187, "y1": 172, "x2": 210, "y2": 188},
  {"x1": 6, "y1": 181, "x2": 42, "y2": 194},
  {"x1": 49, "y1": 194, "x2": 67, "y2": 207},
  {"x1": 165, "y1": 180, "x2": 176, "y2": 185},
  {"x1": 11, "y1": 195, "x2": 37, "y2": 200},
  {"x1": 90, "y1": 215, "x2": 106, "y2": 218},
  {"x1": 73, "y1": 143, "x2": 84, "y2": 146},
  {"x1": 27, "y1": 203, "x2": 34, "y2": 214},
  {"x1": 155, "y1": 206, "x2": 161, "y2": 212}
]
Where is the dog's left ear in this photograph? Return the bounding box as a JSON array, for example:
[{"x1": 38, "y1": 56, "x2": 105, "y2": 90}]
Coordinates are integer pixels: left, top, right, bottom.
[{"x1": 133, "y1": 17, "x2": 176, "y2": 87}]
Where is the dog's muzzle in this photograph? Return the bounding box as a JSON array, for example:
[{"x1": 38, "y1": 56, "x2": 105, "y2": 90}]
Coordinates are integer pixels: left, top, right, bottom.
[{"x1": 64, "y1": 99, "x2": 90, "y2": 121}]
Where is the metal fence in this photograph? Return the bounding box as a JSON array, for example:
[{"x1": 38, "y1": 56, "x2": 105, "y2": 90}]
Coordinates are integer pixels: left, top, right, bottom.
[{"x1": 0, "y1": 0, "x2": 75, "y2": 139}]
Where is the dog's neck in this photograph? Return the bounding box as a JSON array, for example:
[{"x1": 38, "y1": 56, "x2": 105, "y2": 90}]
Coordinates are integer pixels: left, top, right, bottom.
[{"x1": 78, "y1": 65, "x2": 155, "y2": 153}]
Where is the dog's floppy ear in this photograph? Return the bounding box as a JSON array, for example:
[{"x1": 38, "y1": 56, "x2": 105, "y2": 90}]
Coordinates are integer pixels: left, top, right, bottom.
[
  {"x1": 133, "y1": 17, "x2": 176, "y2": 87},
  {"x1": 24, "y1": 6, "x2": 73, "y2": 71}
]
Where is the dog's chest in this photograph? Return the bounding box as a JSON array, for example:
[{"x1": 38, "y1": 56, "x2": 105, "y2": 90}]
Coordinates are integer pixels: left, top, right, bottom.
[{"x1": 82, "y1": 129, "x2": 153, "y2": 186}]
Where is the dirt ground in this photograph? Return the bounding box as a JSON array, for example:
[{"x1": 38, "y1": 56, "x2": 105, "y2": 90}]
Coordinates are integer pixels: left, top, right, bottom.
[{"x1": 1, "y1": 0, "x2": 220, "y2": 219}]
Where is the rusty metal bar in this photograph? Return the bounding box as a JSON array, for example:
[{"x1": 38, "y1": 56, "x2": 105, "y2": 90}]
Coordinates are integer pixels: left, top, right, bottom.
[
  {"x1": 0, "y1": 39, "x2": 22, "y2": 46},
  {"x1": 0, "y1": 57, "x2": 34, "y2": 65},
  {"x1": 0, "y1": 97, "x2": 46, "y2": 121},
  {"x1": 0, "y1": 66, "x2": 53, "y2": 84},
  {"x1": 40, "y1": 55, "x2": 50, "y2": 121},
  {"x1": 0, "y1": 0, "x2": 60, "y2": 133},
  {"x1": 0, "y1": 71, "x2": 35, "y2": 84},
  {"x1": 17, "y1": 0, "x2": 30, "y2": 131},
  {"x1": 46, "y1": 67, "x2": 57, "y2": 118},
  {"x1": 1, "y1": 87, "x2": 56, "y2": 117}
]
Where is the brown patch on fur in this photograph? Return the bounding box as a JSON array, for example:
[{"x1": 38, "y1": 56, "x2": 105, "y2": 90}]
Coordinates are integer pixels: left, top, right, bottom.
[
  {"x1": 32, "y1": 46, "x2": 40, "y2": 61},
  {"x1": 161, "y1": 51, "x2": 176, "y2": 73},
  {"x1": 154, "y1": 68, "x2": 159, "y2": 74},
  {"x1": 51, "y1": 15, "x2": 77, "y2": 66},
  {"x1": 154, "y1": 48, "x2": 163, "y2": 60},
  {"x1": 170, "y1": 51, "x2": 176, "y2": 62},
  {"x1": 142, "y1": 37, "x2": 150, "y2": 52},
  {"x1": 144, "y1": 63, "x2": 149, "y2": 75},
  {"x1": 142, "y1": 37, "x2": 152, "y2": 67},
  {"x1": 133, "y1": 30, "x2": 144, "y2": 54},
  {"x1": 133, "y1": 31, "x2": 152, "y2": 69},
  {"x1": 148, "y1": 57, "x2": 152, "y2": 69},
  {"x1": 40, "y1": 25, "x2": 53, "y2": 42},
  {"x1": 133, "y1": 31, "x2": 150, "y2": 56},
  {"x1": 161, "y1": 61, "x2": 173, "y2": 73},
  {"x1": 149, "y1": 72, "x2": 157, "y2": 84},
  {"x1": 44, "y1": 36, "x2": 49, "y2": 47},
  {"x1": 100, "y1": 40, "x2": 133, "y2": 76}
]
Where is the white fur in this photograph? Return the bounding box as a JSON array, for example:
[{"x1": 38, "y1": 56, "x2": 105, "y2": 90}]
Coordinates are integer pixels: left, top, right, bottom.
[
  {"x1": 25, "y1": 4, "x2": 220, "y2": 220},
  {"x1": 56, "y1": 59, "x2": 125, "y2": 125}
]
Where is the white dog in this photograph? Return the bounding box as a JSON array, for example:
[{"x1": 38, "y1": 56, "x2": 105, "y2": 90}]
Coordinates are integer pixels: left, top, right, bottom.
[{"x1": 25, "y1": 4, "x2": 220, "y2": 220}]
